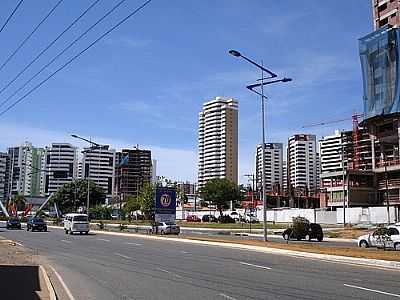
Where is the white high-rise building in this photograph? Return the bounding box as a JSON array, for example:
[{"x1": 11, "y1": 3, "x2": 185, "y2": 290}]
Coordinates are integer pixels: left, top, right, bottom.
[
  {"x1": 43, "y1": 143, "x2": 77, "y2": 195},
  {"x1": 255, "y1": 143, "x2": 283, "y2": 193},
  {"x1": 151, "y1": 159, "x2": 157, "y2": 184},
  {"x1": 288, "y1": 134, "x2": 319, "y2": 195},
  {"x1": 0, "y1": 152, "x2": 7, "y2": 202},
  {"x1": 82, "y1": 146, "x2": 115, "y2": 199},
  {"x1": 198, "y1": 97, "x2": 238, "y2": 188},
  {"x1": 282, "y1": 161, "x2": 288, "y2": 192},
  {"x1": 6, "y1": 142, "x2": 34, "y2": 196}
]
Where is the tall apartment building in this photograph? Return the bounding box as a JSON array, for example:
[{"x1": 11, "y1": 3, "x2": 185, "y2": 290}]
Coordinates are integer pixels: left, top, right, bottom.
[
  {"x1": 82, "y1": 146, "x2": 115, "y2": 199},
  {"x1": 151, "y1": 159, "x2": 157, "y2": 184},
  {"x1": 115, "y1": 147, "x2": 152, "y2": 199},
  {"x1": 282, "y1": 161, "x2": 288, "y2": 192},
  {"x1": 198, "y1": 97, "x2": 238, "y2": 189},
  {"x1": 373, "y1": 0, "x2": 400, "y2": 29},
  {"x1": 43, "y1": 143, "x2": 77, "y2": 195},
  {"x1": 287, "y1": 134, "x2": 319, "y2": 196},
  {"x1": 177, "y1": 181, "x2": 196, "y2": 195},
  {"x1": 5, "y1": 142, "x2": 34, "y2": 197},
  {"x1": 255, "y1": 143, "x2": 283, "y2": 194},
  {"x1": 0, "y1": 153, "x2": 7, "y2": 203}
]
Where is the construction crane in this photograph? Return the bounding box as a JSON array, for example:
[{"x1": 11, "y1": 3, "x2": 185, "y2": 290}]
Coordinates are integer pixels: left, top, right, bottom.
[{"x1": 302, "y1": 112, "x2": 364, "y2": 169}]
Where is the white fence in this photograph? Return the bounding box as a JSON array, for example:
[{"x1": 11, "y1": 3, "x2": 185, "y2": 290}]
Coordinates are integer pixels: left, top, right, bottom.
[{"x1": 177, "y1": 206, "x2": 400, "y2": 225}]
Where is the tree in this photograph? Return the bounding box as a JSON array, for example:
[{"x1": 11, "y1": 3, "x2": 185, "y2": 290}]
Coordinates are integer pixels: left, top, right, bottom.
[
  {"x1": 123, "y1": 195, "x2": 141, "y2": 217},
  {"x1": 199, "y1": 178, "x2": 240, "y2": 216},
  {"x1": 90, "y1": 205, "x2": 112, "y2": 220},
  {"x1": 137, "y1": 183, "x2": 155, "y2": 219},
  {"x1": 50, "y1": 179, "x2": 106, "y2": 213}
]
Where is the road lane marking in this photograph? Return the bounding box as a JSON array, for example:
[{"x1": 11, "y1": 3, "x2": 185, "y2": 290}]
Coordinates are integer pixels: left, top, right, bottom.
[
  {"x1": 180, "y1": 250, "x2": 191, "y2": 254},
  {"x1": 239, "y1": 261, "x2": 271, "y2": 270},
  {"x1": 96, "y1": 238, "x2": 110, "y2": 242},
  {"x1": 218, "y1": 293, "x2": 237, "y2": 300},
  {"x1": 156, "y1": 267, "x2": 182, "y2": 278},
  {"x1": 125, "y1": 242, "x2": 142, "y2": 246},
  {"x1": 344, "y1": 284, "x2": 400, "y2": 298},
  {"x1": 61, "y1": 240, "x2": 72, "y2": 244},
  {"x1": 114, "y1": 253, "x2": 131, "y2": 259},
  {"x1": 48, "y1": 265, "x2": 76, "y2": 300}
]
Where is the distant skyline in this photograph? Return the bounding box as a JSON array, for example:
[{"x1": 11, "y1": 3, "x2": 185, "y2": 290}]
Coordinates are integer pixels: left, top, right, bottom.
[{"x1": 0, "y1": 1, "x2": 373, "y2": 183}]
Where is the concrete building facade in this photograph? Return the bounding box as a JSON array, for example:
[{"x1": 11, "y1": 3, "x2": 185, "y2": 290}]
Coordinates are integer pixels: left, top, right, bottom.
[
  {"x1": 287, "y1": 134, "x2": 319, "y2": 196},
  {"x1": 373, "y1": 0, "x2": 400, "y2": 29},
  {"x1": 0, "y1": 152, "x2": 7, "y2": 203},
  {"x1": 255, "y1": 143, "x2": 283, "y2": 194},
  {"x1": 198, "y1": 97, "x2": 238, "y2": 189},
  {"x1": 82, "y1": 146, "x2": 115, "y2": 199},
  {"x1": 43, "y1": 143, "x2": 77, "y2": 195}
]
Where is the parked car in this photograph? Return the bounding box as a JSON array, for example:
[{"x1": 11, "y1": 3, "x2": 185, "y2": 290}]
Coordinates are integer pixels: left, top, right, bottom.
[
  {"x1": 6, "y1": 218, "x2": 21, "y2": 230},
  {"x1": 152, "y1": 222, "x2": 180, "y2": 235},
  {"x1": 283, "y1": 223, "x2": 323, "y2": 242},
  {"x1": 27, "y1": 218, "x2": 47, "y2": 232},
  {"x1": 230, "y1": 211, "x2": 241, "y2": 222},
  {"x1": 202, "y1": 214, "x2": 217, "y2": 223},
  {"x1": 358, "y1": 225, "x2": 400, "y2": 250},
  {"x1": 186, "y1": 215, "x2": 201, "y2": 222},
  {"x1": 218, "y1": 214, "x2": 235, "y2": 223}
]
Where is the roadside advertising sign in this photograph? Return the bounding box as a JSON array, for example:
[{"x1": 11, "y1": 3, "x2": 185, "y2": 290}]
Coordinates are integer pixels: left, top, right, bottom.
[{"x1": 155, "y1": 187, "x2": 176, "y2": 222}]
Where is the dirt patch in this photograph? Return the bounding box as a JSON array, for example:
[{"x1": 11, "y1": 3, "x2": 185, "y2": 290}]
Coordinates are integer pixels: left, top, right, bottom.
[
  {"x1": 325, "y1": 229, "x2": 370, "y2": 239},
  {"x1": 167, "y1": 235, "x2": 400, "y2": 262}
]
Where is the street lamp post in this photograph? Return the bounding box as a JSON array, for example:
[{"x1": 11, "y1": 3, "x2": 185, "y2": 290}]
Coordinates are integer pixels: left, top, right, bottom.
[
  {"x1": 229, "y1": 50, "x2": 291, "y2": 242},
  {"x1": 71, "y1": 134, "x2": 105, "y2": 214}
]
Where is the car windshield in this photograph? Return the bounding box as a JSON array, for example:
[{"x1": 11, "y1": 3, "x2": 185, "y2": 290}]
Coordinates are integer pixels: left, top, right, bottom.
[
  {"x1": 165, "y1": 222, "x2": 176, "y2": 226},
  {"x1": 73, "y1": 216, "x2": 88, "y2": 222},
  {"x1": 33, "y1": 218, "x2": 44, "y2": 223}
]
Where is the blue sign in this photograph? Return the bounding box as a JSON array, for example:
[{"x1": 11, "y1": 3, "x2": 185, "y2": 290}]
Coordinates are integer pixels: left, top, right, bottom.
[{"x1": 155, "y1": 187, "x2": 176, "y2": 215}]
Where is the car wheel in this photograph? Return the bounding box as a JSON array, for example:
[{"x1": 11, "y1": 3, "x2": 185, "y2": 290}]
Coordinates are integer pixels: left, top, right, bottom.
[
  {"x1": 359, "y1": 240, "x2": 369, "y2": 248},
  {"x1": 26, "y1": 227, "x2": 29, "y2": 231},
  {"x1": 44, "y1": 228, "x2": 47, "y2": 232},
  {"x1": 65, "y1": 229, "x2": 68, "y2": 234},
  {"x1": 85, "y1": 232, "x2": 88, "y2": 235},
  {"x1": 317, "y1": 236, "x2": 323, "y2": 242},
  {"x1": 305, "y1": 234, "x2": 311, "y2": 241},
  {"x1": 160, "y1": 230, "x2": 165, "y2": 235},
  {"x1": 394, "y1": 243, "x2": 400, "y2": 251},
  {"x1": 283, "y1": 233, "x2": 290, "y2": 240},
  {"x1": 69, "y1": 230, "x2": 73, "y2": 235}
]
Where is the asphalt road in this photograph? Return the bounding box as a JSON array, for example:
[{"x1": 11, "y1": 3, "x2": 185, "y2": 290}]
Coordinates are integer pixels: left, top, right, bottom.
[{"x1": 0, "y1": 225, "x2": 399, "y2": 300}]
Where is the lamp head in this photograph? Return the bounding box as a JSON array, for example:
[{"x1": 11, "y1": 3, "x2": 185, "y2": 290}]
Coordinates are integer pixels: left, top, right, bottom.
[
  {"x1": 71, "y1": 134, "x2": 78, "y2": 138},
  {"x1": 282, "y1": 77, "x2": 292, "y2": 82},
  {"x1": 228, "y1": 49, "x2": 241, "y2": 57}
]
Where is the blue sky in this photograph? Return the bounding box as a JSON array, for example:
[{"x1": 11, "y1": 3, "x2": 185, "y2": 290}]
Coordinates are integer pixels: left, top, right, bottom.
[{"x1": 0, "y1": 0, "x2": 372, "y2": 183}]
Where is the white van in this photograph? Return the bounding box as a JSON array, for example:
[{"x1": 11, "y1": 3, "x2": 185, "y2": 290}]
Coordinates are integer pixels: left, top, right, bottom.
[{"x1": 64, "y1": 213, "x2": 90, "y2": 235}]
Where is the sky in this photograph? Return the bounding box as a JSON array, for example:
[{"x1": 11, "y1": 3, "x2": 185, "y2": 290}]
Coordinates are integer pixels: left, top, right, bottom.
[{"x1": 0, "y1": 0, "x2": 373, "y2": 183}]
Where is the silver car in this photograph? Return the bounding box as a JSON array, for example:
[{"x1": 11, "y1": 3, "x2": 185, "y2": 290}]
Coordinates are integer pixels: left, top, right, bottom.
[{"x1": 153, "y1": 222, "x2": 180, "y2": 235}]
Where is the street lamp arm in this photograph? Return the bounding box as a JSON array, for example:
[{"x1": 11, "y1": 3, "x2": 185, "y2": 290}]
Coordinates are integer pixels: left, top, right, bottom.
[
  {"x1": 246, "y1": 87, "x2": 268, "y2": 100},
  {"x1": 246, "y1": 78, "x2": 292, "y2": 90},
  {"x1": 240, "y1": 55, "x2": 277, "y2": 79}
]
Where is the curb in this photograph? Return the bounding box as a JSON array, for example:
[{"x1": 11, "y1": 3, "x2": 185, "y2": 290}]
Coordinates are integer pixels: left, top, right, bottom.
[{"x1": 39, "y1": 265, "x2": 57, "y2": 300}]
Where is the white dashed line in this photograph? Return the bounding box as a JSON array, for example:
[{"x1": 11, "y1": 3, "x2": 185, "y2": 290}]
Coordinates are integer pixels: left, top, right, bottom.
[
  {"x1": 114, "y1": 253, "x2": 131, "y2": 260},
  {"x1": 218, "y1": 293, "x2": 237, "y2": 300},
  {"x1": 61, "y1": 240, "x2": 72, "y2": 244},
  {"x1": 125, "y1": 242, "x2": 142, "y2": 246},
  {"x1": 344, "y1": 284, "x2": 400, "y2": 298},
  {"x1": 96, "y1": 238, "x2": 110, "y2": 242},
  {"x1": 239, "y1": 261, "x2": 271, "y2": 270},
  {"x1": 156, "y1": 267, "x2": 182, "y2": 278}
]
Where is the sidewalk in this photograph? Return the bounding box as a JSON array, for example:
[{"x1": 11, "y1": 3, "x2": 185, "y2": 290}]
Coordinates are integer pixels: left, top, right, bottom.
[{"x1": 0, "y1": 237, "x2": 53, "y2": 300}]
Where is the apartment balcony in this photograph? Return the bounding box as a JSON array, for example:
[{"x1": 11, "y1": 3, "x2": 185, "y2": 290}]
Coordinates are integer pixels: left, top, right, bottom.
[{"x1": 375, "y1": 159, "x2": 400, "y2": 172}]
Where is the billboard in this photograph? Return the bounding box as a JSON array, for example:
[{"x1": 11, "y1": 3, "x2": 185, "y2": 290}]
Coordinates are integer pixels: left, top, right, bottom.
[
  {"x1": 154, "y1": 187, "x2": 176, "y2": 222},
  {"x1": 359, "y1": 26, "x2": 400, "y2": 120}
]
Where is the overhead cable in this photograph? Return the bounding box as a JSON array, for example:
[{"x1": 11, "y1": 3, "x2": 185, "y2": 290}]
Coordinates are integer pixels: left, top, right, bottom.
[
  {"x1": 0, "y1": 0, "x2": 24, "y2": 35},
  {"x1": 0, "y1": 0, "x2": 153, "y2": 117},
  {"x1": 0, "y1": 0, "x2": 64, "y2": 73},
  {"x1": 0, "y1": 0, "x2": 101, "y2": 97},
  {"x1": 0, "y1": 0, "x2": 127, "y2": 109}
]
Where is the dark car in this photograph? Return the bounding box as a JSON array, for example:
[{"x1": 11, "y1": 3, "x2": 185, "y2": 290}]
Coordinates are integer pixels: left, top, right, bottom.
[
  {"x1": 202, "y1": 214, "x2": 218, "y2": 223},
  {"x1": 6, "y1": 218, "x2": 21, "y2": 230},
  {"x1": 186, "y1": 215, "x2": 201, "y2": 222},
  {"x1": 282, "y1": 223, "x2": 323, "y2": 242},
  {"x1": 27, "y1": 218, "x2": 47, "y2": 232}
]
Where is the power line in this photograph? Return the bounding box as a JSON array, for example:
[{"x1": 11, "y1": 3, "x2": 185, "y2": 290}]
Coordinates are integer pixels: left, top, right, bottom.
[
  {"x1": 0, "y1": 0, "x2": 102, "y2": 98},
  {"x1": 0, "y1": 0, "x2": 64, "y2": 73},
  {"x1": 0, "y1": 0, "x2": 127, "y2": 109},
  {"x1": 0, "y1": 0, "x2": 24, "y2": 35},
  {"x1": 0, "y1": 0, "x2": 153, "y2": 117}
]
